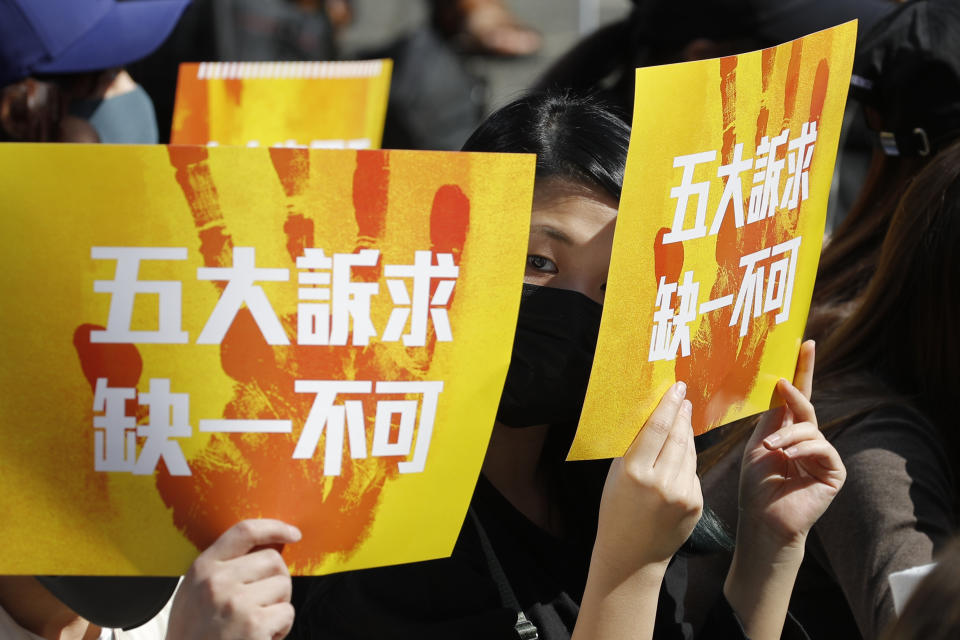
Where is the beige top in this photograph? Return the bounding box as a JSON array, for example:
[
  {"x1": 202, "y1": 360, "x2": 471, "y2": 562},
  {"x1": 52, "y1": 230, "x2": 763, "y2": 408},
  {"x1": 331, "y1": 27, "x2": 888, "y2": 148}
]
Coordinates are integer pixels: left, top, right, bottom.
[{"x1": 685, "y1": 403, "x2": 956, "y2": 639}]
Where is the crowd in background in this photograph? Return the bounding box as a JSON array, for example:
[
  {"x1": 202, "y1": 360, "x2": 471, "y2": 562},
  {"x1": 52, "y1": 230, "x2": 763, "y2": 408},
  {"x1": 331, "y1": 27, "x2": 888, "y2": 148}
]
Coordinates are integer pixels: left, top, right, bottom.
[{"x1": 2, "y1": 0, "x2": 960, "y2": 639}]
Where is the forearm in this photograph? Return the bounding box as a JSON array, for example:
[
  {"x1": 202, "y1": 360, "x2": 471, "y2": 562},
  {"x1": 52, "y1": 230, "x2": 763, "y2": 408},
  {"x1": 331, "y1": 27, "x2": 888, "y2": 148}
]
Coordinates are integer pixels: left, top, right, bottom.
[
  {"x1": 573, "y1": 553, "x2": 667, "y2": 640},
  {"x1": 723, "y1": 532, "x2": 805, "y2": 640}
]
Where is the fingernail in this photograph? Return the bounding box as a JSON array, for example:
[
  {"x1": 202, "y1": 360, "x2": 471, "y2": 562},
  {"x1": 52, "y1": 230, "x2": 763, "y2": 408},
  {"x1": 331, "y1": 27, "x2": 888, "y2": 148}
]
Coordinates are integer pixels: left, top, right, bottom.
[
  {"x1": 675, "y1": 381, "x2": 687, "y2": 398},
  {"x1": 289, "y1": 525, "x2": 302, "y2": 541},
  {"x1": 785, "y1": 446, "x2": 798, "y2": 457},
  {"x1": 680, "y1": 399, "x2": 692, "y2": 416},
  {"x1": 764, "y1": 433, "x2": 781, "y2": 447}
]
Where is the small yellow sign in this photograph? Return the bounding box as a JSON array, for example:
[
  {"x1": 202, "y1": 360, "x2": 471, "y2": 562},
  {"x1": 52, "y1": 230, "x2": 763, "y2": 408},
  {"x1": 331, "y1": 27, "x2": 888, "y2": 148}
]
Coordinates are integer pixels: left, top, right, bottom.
[
  {"x1": 171, "y1": 60, "x2": 392, "y2": 149},
  {"x1": 570, "y1": 22, "x2": 857, "y2": 459}
]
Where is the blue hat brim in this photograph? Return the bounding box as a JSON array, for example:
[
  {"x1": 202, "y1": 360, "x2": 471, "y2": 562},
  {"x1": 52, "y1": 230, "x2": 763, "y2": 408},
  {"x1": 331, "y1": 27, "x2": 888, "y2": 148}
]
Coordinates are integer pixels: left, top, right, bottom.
[{"x1": 31, "y1": 0, "x2": 190, "y2": 76}]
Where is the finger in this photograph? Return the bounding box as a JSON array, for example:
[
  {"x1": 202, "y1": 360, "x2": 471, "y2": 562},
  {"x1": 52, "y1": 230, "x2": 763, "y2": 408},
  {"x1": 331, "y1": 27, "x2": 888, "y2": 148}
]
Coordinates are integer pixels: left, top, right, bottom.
[
  {"x1": 749, "y1": 404, "x2": 787, "y2": 449},
  {"x1": 762, "y1": 420, "x2": 822, "y2": 451},
  {"x1": 676, "y1": 415, "x2": 698, "y2": 485},
  {"x1": 655, "y1": 399, "x2": 693, "y2": 474},
  {"x1": 206, "y1": 520, "x2": 302, "y2": 562},
  {"x1": 793, "y1": 340, "x2": 816, "y2": 400},
  {"x1": 778, "y1": 377, "x2": 817, "y2": 427},
  {"x1": 263, "y1": 602, "x2": 296, "y2": 640},
  {"x1": 245, "y1": 573, "x2": 293, "y2": 607},
  {"x1": 627, "y1": 381, "x2": 687, "y2": 466},
  {"x1": 223, "y1": 547, "x2": 290, "y2": 584},
  {"x1": 783, "y1": 440, "x2": 846, "y2": 487}
]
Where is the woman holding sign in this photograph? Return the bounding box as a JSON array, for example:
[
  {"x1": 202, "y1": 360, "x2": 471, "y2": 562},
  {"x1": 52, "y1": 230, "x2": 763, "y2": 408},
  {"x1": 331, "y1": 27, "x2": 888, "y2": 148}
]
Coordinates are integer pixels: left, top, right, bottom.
[{"x1": 291, "y1": 93, "x2": 845, "y2": 640}]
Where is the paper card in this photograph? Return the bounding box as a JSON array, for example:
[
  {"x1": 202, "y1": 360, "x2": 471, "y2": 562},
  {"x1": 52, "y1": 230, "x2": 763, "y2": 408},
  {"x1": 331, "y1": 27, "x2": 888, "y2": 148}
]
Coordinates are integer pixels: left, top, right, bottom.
[
  {"x1": 0, "y1": 144, "x2": 533, "y2": 575},
  {"x1": 170, "y1": 60, "x2": 391, "y2": 149},
  {"x1": 570, "y1": 22, "x2": 857, "y2": 459}
]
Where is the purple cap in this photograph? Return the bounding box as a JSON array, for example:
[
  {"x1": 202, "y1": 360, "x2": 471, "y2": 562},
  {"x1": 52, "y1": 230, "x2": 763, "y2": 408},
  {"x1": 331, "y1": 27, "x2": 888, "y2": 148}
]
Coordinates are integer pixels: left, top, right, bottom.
[{"x1": 0, "y1": 0, "x2": 191, "y2": 87}]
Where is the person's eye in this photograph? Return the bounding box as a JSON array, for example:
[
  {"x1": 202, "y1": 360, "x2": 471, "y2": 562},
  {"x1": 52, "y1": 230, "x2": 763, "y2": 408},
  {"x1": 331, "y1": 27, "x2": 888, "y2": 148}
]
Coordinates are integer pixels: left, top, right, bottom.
[{"x1": 526, "y1": 254, "x2": 558, "y2": 274}]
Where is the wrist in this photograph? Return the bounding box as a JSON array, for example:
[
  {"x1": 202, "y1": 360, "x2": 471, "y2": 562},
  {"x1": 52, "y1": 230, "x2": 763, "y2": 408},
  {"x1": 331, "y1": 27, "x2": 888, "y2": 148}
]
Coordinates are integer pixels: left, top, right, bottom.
[
  {"x1": 736, "y1": 511, "x2": 809, "y2": 559},
  {"x1": 726, "y1": 540, "x2": 804, "y2": 589},
  {"x1": 731, "y1": 524, "x2": 806, "y2": 580},
  {"x1": 588, "y1": 544, "x2": 669, "y2": 591}
]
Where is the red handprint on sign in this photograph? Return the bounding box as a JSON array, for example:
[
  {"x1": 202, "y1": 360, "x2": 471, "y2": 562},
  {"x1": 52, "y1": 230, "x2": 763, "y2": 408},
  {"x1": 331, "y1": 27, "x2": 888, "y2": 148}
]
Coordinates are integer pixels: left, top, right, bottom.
[{"x1": 74, "y1": 146, "x2": 471, "y2": 571}]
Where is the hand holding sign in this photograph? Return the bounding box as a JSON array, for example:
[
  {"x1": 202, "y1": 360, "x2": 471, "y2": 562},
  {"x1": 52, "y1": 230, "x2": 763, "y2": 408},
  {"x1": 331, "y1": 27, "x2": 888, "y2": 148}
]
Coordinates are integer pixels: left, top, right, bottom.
[
  {"x1": 594, "y1": 382, "x2": 702, "y2": 572},
  {"x1": 167, "y1": 519, "x2": 301, "y2": 640},
  {"x1": 575, "y1": 383, "x2": 702, "y2": 640},
  {"x1": 724, "y1": 340, "x2": 846, "y2": 640},
  {"x1": 737, "y1": 340, "x2": 846, "y2": 547}
]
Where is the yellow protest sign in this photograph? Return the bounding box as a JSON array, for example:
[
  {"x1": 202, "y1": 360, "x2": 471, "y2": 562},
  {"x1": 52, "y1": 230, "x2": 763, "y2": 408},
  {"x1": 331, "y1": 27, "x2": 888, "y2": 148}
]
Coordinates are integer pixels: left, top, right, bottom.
[
  {"x1": 0, "y1": 144, "x2": 533, "y2": 575},
  {"x1": 570, "y1": 22, "x2": 857, "y2": 459},
  {"x1": 170, "y1": 60, "x2": 392, "y2": 148}
]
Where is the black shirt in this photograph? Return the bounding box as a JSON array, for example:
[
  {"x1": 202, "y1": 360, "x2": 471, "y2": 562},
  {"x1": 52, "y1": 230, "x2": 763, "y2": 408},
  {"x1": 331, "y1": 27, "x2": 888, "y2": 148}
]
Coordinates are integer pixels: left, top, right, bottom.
[{"x1": 290, "y1": 468, "x2": 767, "y2": 640}]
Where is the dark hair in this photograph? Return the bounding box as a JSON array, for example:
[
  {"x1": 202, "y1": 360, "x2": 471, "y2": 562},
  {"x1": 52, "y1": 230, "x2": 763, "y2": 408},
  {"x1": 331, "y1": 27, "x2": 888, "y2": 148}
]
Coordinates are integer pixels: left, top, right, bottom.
[
  {"x1": 806, "y1": 150, "x2": 928, "y2": 341},
  {"x1": 461, "y1": 92, "x2": 630, "y2": 202},
  {"x1": 814, "y1": 137, "x2": 960, "y2": 448}
]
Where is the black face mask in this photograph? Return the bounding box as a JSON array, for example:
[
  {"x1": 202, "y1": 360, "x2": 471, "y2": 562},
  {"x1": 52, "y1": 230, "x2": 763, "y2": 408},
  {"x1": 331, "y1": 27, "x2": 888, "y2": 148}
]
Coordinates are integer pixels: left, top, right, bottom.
[{"x1": 496, "y1": 283, "x2": 603, "y2": 428}]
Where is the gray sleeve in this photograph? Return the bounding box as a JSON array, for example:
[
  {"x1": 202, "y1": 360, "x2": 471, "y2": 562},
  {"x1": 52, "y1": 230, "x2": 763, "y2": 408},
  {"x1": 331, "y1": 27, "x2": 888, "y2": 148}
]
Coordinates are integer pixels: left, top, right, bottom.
[{"x1": 812, "y1": 406, "x2": 956, "y2": 639}]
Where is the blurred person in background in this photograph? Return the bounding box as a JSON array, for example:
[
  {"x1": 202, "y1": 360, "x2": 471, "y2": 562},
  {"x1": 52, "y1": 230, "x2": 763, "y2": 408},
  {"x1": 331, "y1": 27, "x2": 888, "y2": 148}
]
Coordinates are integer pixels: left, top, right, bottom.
[
  {"x1": 534, "y1": 0, "x2": 893, "y2": 119},
  {"x1": 130, "y1": 0, "x2": 527, "y2": 149},
  {"x1": 0, "y1": 0, "x2": 191, "y2": 143},
  {"x1": 807, "y1": 0, "x2": 960, "y2": 340},
  {"x1": 431, "y1": 0, "x2": 541, "y2": 57}
]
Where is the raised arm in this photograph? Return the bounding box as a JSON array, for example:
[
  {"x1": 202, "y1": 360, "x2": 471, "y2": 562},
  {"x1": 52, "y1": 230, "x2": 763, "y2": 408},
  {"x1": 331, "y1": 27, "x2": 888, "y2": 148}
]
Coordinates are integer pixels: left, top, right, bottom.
[
  {"x1": 724, "y1": 341, "x2": 846, "y2": 639},
  {"x1": 574, "y1": 381, "x2": 703, "y2": 640}
]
